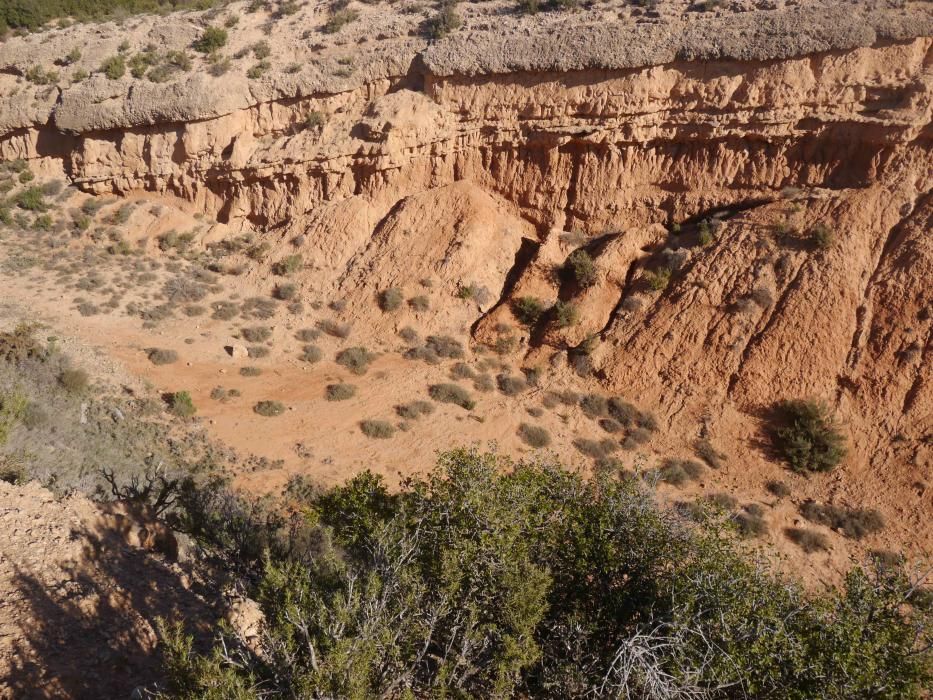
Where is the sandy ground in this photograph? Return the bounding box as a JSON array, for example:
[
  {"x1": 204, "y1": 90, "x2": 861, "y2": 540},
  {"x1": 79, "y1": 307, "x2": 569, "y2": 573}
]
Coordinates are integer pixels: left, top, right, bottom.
[{"x1": 1, "y1": 186, "x2": 927, "y2": 591}]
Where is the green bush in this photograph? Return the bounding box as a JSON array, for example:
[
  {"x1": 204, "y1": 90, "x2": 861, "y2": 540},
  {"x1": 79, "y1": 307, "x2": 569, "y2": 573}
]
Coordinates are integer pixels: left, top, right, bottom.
[
  {"x1": 254, "y1": 400, "x2": 286, "y2": 417},
  {"x1": 100, "y1": 55, "x2": 126, "y2": 79},
  {"x1": 0, "y1": 390, "x2": 27, "y2": 445},
  {"x1": 336, "y1": 347, "x2": 375, "y2": 375},
  {"x1": 323, "y1": 7, "x2": 358, "y2": 32},
  {"x1": 32, "y1": 214, "x2": 53, "y2": 231},
  {"x1": 644, "y1": 266, "x2": 672, "y2": 292},
  {"x1": 425, "y1": 335, "x2": 464, "y2": 359},
  {"x1": 161, "y1": 448, "x2": 933, "y2": 698},
  {"x1": 25, "y1": 65, "x2": 59, "y2": 84},
  {"x1": 273, "y1": 254, "x2": 303, "y2": 275},
  {"x1": 15, "y1": 187, "x2": 46, "y2": 212},
  {"x1": 396, "y1": 400, "x2": 434, "y2": 419},
  {"x1": 326, "y1": 383, "x2": 356, "y2": 401},
  {"x1": 247, "y1": 61, "x2": 270, "y2": 79},
  {"x1": 800, "y1": 501, "x2": 884, "y2": 540},
  {"x1": 304, "y1": 110, "x2": 325, "y2": 129},
  {"x1": 698, "y1": 219, "x2": 716, "y2": 246},
  {"x1": 0, "y1": 0, "x2": 226, "y2": 30},
  {"x1": 241, "y1": 326, "x2": 272, "y2": 343},
  {"x1": 169, "y1": 391, "x2": 196, "y2": 418},
  {"x1": 428, "y1": 382, "x2": 475, "y2": 410},
  {"x1": 147, "y1": 348, "x2": 178, "y2": 365},
  {"x1": 300, "y1": 345, "x2": 322, "y2": 363},
  {"x1": 551, "y1": 300, "x2": 578, "y2": 328},
  {"x1": 360, "y1": 419, "x2": 395, "y2": 439},
  {"x1": 193, "y1": 26, "x2": 227, "y2": 53},
  {"x1": 517, "y1": 422, "x2": 550, "y2": 448},
  {"x1": 512, "y1": 296, "x2": 547, "y2": 326},
  {"x1": 563, "y1": 248, "x2": 598, "y2": 288},
  {"x1": 774, "y1": 399, "x2": 847, "y2": 473},
  {"x1": 378, "y1": 287, "x2": 403, "y2": 312}
]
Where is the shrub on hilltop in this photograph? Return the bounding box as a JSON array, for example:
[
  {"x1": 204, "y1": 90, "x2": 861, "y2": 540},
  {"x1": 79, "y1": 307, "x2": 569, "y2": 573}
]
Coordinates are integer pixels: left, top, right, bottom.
[{"x1": 160, "y1": 448, "x2": 932, "y2": 698}]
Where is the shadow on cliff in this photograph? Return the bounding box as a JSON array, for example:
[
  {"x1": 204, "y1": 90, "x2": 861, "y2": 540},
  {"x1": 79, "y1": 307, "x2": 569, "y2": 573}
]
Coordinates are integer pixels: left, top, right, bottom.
[{"x1": 3, "y1": 522, "x2": 219, "y2": 700}]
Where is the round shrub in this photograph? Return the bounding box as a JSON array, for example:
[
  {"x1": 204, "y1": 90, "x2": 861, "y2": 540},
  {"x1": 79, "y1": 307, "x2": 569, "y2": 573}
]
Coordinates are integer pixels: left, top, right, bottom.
[
  {"x1": 517, "y1": 423, "x2": 550, "y2": 448},
  {"x1": 300, "y1": 345, "x2": 323, "y2": 363},
  {"x1": 254, "y1": 400, "x2": 286, "y2": 417},
  {"x1": 425, "y1": 335, "x2": 464, "y2": 359},
  {"x1": 580, "y1": 394, "x2": 608, "y2": 418},
  {"x1": 496, "y1": 374, "x2": 527, "y2": 397},
  {"x1": 147, "y1": 348, "x2": 178, "y2": 365},
  {"x1": 326, "y1": 384, "x2": 356, "y2": 402},
  {"x1": 765, "y1": 480, "x2": 791, "y2": 498},
  {"x1": 241, "y1": 326, "x2": 272, "y2": 343},
  {"x1": 296, "y1": 328, "x2": 320, "y2": 342},
  {"x1": 428, "y1": 383, "x2": 475, "y2": 410},
  {"x1": 774, "y1": 399, "x2": 847, "y2": 473},
  {"x1": 360, "y1": 419, "x2": 395, "y2": 439},
  {"x1": 58, "y1": 368, "x2": 89, "y2": 393},
  {"x1": 512, "y1": 296, "x2": 547, "y2": 326},
  {"x1": 563, "y1": 249, "x2": 597, "y2": 288},
  {"x1": 336, "y1": 347, "x2": 375, "y2": 375},
  {"x1": 194, "y1": 26, "x2": 227, "y2": 53},
  {"x1": 379, "y1": 287, "x2": 404, "y2": 312},
  {"x1": 551, "y1": 300, "x2": 579, "y2": 328},
  {"x1": 396, "y1": 401, "x2": 434, "y2": 419},
  {"x1": 169, "y1": 391, "x2": 196, "y2": 418}
]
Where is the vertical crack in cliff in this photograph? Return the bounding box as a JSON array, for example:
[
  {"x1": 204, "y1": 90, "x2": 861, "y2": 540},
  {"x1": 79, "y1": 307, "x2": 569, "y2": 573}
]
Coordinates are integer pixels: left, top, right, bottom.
[
  {"x1": 901, "y1": 324, "x2": 931, "y2": 418},
  {"x1": 559, "y1": 145, "x2": 583, "y2": 232},
  {"x1": 470, "y1": 235, "x2": 541, "y2": 339},
  {"x1": 726, "y1": 257, "x2": 810, "y2": 400},
  {"x1": 842, "y1": 189, "x2": 932, "y2": 387}
]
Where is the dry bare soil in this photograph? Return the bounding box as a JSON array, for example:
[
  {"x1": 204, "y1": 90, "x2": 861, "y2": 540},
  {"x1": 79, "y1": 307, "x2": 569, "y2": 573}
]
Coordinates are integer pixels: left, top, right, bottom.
[{"x1": 0, "y1": 0, "x2": 931, "y2": 693}]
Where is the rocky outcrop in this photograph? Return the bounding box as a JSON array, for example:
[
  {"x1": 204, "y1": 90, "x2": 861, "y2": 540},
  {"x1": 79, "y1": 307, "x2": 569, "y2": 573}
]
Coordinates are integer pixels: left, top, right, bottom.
[{"x1": 0, "y1": 480, "x2": 216, "y2": 698}]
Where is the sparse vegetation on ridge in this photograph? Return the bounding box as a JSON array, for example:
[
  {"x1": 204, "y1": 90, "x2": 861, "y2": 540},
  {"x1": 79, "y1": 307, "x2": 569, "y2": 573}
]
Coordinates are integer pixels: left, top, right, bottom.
[{"x1": 1, "y1": 0, "x2": 225, "y2": 30}]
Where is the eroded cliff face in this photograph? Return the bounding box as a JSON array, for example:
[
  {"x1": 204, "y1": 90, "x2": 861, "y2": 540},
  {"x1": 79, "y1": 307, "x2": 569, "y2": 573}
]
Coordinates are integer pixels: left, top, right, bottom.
[
  {"x1": 1, "y1": 1, "x2": 931, "y2": 555},
  {"x1": 7, "y1": 38, "x2": 930, "y2": 231}
]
